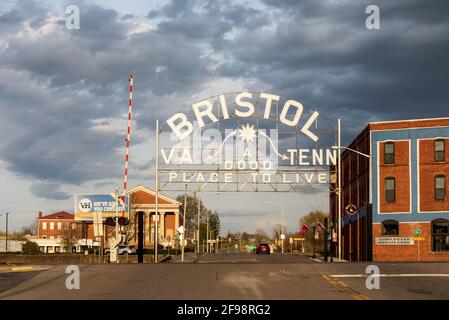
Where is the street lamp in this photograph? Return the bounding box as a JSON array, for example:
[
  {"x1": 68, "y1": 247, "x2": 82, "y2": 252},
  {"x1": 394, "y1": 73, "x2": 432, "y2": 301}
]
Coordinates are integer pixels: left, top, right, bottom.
[
  {"x1": 264, "y1": 202, "x2": 285, "y2": 254},
  {"x1": 331, "y1": 146, "x2": 370, "y2": 159},
  {"x1": 332, "y1": 145, "x2": 370, "y2": 262}
]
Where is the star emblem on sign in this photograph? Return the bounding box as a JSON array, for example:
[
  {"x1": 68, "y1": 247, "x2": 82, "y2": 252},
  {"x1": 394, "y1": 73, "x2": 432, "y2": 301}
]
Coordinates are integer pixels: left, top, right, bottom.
[{"x1": 237, "y1": 123, "x2": 256, "y2": 143}]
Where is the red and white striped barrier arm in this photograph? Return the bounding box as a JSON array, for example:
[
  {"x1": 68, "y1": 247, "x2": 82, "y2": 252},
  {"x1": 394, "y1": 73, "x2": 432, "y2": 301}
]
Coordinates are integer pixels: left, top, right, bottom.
[{"x1": 122, "y1": 74, "x2": 133, "y2": 217}]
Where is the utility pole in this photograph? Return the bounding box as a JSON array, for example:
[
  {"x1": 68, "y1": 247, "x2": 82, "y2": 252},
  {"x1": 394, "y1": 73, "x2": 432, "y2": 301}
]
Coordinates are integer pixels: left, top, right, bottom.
[
  {"x1": 323, "y1": 218, "x2": 329, "y2": 262},
  {"x1": 206, "y1": 211, "x2": 209, "y2": 254},
  {"x1": 181, "y1": 185, "x2": 187, "y2": 262},
  {"x1": 155, "y1": 119, "x2": 160, "y2": 263},
  {"x1": 281, "y1": 207, "x2": 284, "y2": 254},
  {"x1": 337, "y1": 118, "x2": 342, "y2": 262},
  {"x1": 312, "y1": 223, "x2": 316, "y2": 259},
  {"x1": 195, "y1": 191, "x2": 200, "y2": 254},
  {"x1": 5, "y1": 212, "x2": 10, "y2": 253}
]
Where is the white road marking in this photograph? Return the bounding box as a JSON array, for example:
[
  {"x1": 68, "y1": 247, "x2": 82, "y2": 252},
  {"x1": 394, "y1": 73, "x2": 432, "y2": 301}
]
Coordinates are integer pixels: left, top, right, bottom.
[{"x1": 331, "y1": 274, "x2": 449, "y2": 278}]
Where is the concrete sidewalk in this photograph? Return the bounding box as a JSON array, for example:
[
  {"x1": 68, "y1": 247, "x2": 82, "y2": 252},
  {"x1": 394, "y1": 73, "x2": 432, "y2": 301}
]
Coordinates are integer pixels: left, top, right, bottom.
[
  {"x1": 0, "y1": 265, "x2": 52, "y2": 273},
  {"x1": 170, "y1": 252, "x2": 203, "y2": 263}
]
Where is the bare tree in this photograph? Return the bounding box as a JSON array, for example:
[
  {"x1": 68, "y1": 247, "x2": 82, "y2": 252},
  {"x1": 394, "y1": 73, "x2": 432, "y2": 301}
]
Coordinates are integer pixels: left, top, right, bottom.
[
  {"x1": 254, "y1": 228, "x2": 269, "y2": 243},
  {"x1": 61, "y1": 222, "x2": 81, "y2": 253}
]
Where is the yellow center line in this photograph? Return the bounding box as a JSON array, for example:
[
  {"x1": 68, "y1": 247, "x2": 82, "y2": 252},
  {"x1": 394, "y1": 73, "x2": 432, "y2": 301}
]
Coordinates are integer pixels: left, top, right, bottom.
[{"x1": 321, "y1": 274, "x2": 370, "y2": 300}]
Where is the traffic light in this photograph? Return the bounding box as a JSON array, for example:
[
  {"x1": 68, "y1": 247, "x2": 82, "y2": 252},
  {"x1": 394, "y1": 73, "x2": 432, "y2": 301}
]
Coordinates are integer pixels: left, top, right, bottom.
[
  {"x1": 104, "y1": 217, "x2": 116, "y2": 226},
  {"x1": 118, "y1": 216, "x2": 129, "y2": 226}
]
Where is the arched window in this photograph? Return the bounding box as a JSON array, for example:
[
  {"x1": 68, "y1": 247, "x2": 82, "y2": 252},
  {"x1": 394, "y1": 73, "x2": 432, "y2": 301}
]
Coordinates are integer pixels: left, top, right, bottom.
[
  {"x1": 432, "y1": 219, "x2": 449, "y2": 252},
  {"x1": 435, "y1": 139, "x2": 445, "y2": 162},
  {"x1": 385, "y1": 177, "x2": 395, "y2": 202},
  {"x1": 384, "y1": 142, "x2": 394, "y2": 164},
  {"x1": 435, "y1": 175, "x2": 446, "y2": 200},
  {"x1": 382, "y1": 220, "x2": 399, "y2": 235}
]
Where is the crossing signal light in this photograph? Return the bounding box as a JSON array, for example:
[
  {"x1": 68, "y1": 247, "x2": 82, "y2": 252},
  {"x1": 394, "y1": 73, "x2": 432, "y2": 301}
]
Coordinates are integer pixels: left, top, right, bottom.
[
  {"x1": 104, "y1": 217, "x2": 116, "y2": 226},
  {"x1": 118, "y1": 217, "x2": 129, "y2": 226}
]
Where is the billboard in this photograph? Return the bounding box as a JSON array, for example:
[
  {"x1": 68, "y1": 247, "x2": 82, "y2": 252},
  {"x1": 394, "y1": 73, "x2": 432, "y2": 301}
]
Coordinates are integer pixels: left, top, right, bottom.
[{"x1": 74, "y1": 194, "x2": 129, "y2": 221}]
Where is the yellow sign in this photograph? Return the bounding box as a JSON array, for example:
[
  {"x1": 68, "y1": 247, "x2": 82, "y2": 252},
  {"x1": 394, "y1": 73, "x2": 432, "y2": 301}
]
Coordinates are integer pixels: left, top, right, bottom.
[
  {"x1": 293, "y1": 237, "x2": 305, "y2": 241},
  {"x1": 413, "y1": 237, "x2": 425, "y2": 241}
]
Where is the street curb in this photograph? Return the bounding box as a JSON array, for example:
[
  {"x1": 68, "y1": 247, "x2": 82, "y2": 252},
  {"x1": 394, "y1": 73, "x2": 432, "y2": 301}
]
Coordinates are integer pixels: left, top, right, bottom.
[{"x1": 0, "y1": 265, "x2": 51, "y2": 273}]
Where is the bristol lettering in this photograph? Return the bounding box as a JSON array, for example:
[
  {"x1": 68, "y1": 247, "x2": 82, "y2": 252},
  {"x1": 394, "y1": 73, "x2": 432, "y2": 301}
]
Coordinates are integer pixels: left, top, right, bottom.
[{"x1": 157, "y1": 91, "x2": 337, "y2": 193}]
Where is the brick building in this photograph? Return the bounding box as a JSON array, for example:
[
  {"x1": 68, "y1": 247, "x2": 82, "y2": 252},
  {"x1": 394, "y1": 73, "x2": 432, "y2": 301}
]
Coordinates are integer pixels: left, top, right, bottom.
[
  {"x1": 330, "y1": 118, "x2": 449, "y2": 262},
  {"x1": 37, "y1": 211, "x2": 96, "y2": 253},
  {"x1": 127, "y1": 186, "x2": 181, "y2": 248},
  {"x1": 35, "y1": 186, "x2": 181, "y2": 252}
]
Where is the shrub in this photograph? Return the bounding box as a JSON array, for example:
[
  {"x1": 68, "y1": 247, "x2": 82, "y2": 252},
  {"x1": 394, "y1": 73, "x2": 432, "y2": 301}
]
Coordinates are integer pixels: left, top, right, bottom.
[{"x1": 21, "y1": 240, "x2": 40, "y2": 255}]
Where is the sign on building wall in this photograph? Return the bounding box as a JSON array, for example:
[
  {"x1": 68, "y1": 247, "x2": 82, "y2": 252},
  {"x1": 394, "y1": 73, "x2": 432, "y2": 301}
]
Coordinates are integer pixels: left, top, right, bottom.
[
  {"x1": 375, "y1": 237, "x2": 414, "y2": 245},
  {"x1": 74, "y1": 194, "x2": 129, "y2": 221}
]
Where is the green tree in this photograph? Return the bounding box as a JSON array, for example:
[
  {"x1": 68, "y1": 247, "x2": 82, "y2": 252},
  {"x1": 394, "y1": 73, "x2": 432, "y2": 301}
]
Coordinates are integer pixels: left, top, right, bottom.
[
  {"x1": 21, "y1": 240, "x2": 40, "y2": 255},
  {"x1": 175, "y1": 195, "x2": 221, "y2": 242},
  {"x1": 299, "y1": 210, "x2": 328, "y2": 255}
]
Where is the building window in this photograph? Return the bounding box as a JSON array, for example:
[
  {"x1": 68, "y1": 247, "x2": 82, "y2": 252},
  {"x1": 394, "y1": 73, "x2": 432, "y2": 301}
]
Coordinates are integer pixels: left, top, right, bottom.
[
  {"x1": 57, "y1": 222, "x2": 62, "y2": 230},
  {"x1": 50, "y1": 236, "x2": 54, "y2": 240},
  {"x1": 72, "y1": 223, "x2": 76, "y2": 230},
  {"x1": 384, "y1": 142, "x2": 394, "y2": 164},
  {"x1": 385, "y1": 177, "x2": 395, "y2": 202},
  {"x1": 432, "y1": 219, "x2": 449, "y2": 252},
  {"x1": 435, "y1": 139, "x2": 445, "y2": 162},
  {"x1": 42, "y1": 222, "x2": 47, "y2": 230},
  {"x1": 435, "y1": 175, "x2": 446, "y2": 200},
  {"x1": 382, "y1": 220, "x2": 399, "y2": 235},
  {"x1": 50, "y1": 222, "x2": 54, "y2": 230}
]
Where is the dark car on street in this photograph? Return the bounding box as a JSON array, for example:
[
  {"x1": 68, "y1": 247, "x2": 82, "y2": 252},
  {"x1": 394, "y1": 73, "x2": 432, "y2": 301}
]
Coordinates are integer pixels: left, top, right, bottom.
[{"x1": 256, "y1": 242, "x2": 270, "y2": 254}]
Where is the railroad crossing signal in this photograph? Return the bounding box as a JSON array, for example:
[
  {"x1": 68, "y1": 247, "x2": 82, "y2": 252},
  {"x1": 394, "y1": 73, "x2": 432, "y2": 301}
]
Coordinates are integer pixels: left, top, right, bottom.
[
  {"x1": 118, "y1": 216, "x2": 129, "y2": 226},
  {"x1": 104, "y1": 217, "x2": 116, "y2": 226}
]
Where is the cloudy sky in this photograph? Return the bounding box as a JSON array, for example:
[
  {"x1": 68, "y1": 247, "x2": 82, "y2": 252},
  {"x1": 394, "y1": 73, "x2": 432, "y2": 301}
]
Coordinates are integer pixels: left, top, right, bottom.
[{"x1": 0, "y1": 0, "x2": 448, "y2": 234}]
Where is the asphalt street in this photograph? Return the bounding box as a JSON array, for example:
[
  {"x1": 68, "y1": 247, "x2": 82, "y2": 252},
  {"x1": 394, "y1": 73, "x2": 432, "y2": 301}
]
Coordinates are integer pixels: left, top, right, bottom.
[{"x1": 1, "y1": 253, "x2": 449, "y2": 300}]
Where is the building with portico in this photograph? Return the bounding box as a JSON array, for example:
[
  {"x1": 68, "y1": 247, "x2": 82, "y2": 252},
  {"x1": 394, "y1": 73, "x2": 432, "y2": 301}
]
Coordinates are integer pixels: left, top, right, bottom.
[{"x1": 128, "y1": 186, "x2": 181, "y2": 248}]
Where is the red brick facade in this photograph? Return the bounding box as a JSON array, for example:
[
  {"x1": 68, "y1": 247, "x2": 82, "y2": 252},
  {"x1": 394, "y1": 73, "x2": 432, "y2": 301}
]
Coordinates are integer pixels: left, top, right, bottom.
[
  {"x1": 378, "y1": 140, "x2": 411, "y2": 213},
  {"x1": 419, "y1": 138, "x2": 449, "y2": 212},
  {"x1": 331, "y1": 118, "x2": 449, "y2": 262},
  {"x1": 37, "y1": 211, "x2": 95, "y2": 241},
  {"x1": 373, "y1": 222, "x2": 449, "y2": 261}
]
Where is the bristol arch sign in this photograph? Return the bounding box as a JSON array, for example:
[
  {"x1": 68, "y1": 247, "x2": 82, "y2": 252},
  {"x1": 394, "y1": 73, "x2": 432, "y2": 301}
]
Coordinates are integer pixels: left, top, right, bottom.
[{"x1": 155, "y1": 91, "x2": 339, "y2": 194}]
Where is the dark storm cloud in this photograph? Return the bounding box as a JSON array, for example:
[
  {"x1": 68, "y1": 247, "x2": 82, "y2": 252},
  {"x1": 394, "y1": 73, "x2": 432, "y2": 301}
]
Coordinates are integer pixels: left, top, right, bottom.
[
  {"x1": 214, "y1": 0, "x2": 449, "y2": 141},
  {"x1": 0, "y1": 1, "x2": 214, "y2": 198},
  {"x1": 0, "y1": 0, "x2": 448, "y2": 200},
  {"x1": 30, "y1": 182, "x2": 71, "y2": 200}
]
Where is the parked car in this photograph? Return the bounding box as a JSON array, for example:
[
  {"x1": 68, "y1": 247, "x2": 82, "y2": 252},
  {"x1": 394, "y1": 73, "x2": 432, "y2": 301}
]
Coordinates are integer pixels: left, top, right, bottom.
[
  {"x1": 256, "y1": 242, "x2": 270, "y2": 254},
  {"x1": 104, "y1": 245, "x2": 136, "y2": 255}
]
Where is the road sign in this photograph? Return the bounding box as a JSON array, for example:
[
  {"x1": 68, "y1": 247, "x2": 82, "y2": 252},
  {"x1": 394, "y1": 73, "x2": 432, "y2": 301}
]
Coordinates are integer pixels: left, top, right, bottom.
[
  {"x1": 345, "y1": 204, "x2": 358, "y2": 215},
  {"x1": 280, "y1": 234, "x2": 285, "y2": 240},
  {"x1": 413, "y1": 237, "x2": 425, "y2": 241},
  {"x1": 289, "y1": 237, "x2": 293, "y2": 244},
  {"x1": 413, "y1": 229, "x2": 422, "y2": 235},
  {"x1": 178, "y1": 226, "x2": 185, "y2": 234}
]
